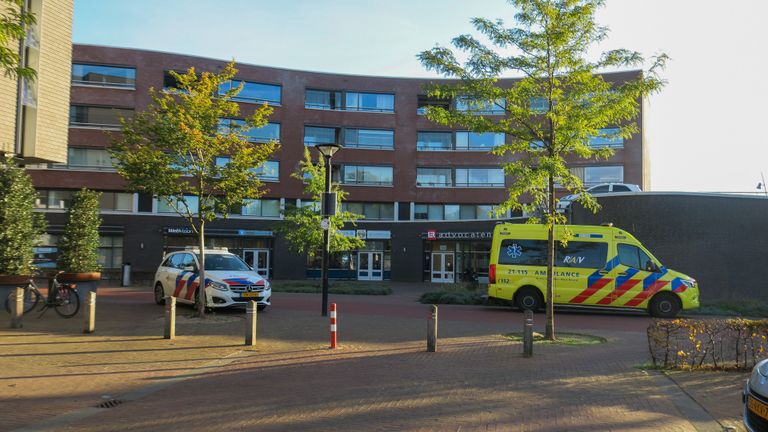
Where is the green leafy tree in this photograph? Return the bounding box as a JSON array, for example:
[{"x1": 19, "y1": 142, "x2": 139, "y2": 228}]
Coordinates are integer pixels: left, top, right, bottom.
[
  {"x1": 275, "y1": 147, "x2": 365, "y2": 256},
  {"x1": 57, "y1": 188, "x2": 102, "y2": 273},
  {"x1": 110, "y1": 62, "x2": 277, "y2": 316},
  {"x1": 0, "y1": 156, "x2": 45, "y2": 276},
  {"x1": 418, "y1": 0, "x2": 666, "y2": 339},
  {"x1": 0, "y1": 0, "x2": 36, "y2": 80}
]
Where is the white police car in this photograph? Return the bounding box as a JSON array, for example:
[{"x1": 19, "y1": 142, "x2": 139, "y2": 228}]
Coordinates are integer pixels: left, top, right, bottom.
[
  {"x1": 153, "y1": 249, "x2": 271, "y2": 310},
  {"x1": 744, "y1": 358, "x2": 768, "y2": 431}
]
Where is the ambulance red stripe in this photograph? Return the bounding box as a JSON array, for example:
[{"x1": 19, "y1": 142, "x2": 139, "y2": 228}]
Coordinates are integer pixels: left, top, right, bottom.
[
  {"x1": 569, "y1": 277, "x2": 612, "y2": 304},
  {"x1": 595, "y1": 278, "x2": 641, "y2": 305},
  {"x1": 623, "y1": 280, "x2": 669, "y2": 307}
]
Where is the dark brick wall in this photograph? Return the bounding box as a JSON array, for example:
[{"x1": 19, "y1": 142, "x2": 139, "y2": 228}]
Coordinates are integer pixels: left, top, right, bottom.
[{"x1": 571, "y1": 193, "x2": 768, "y2": 301}]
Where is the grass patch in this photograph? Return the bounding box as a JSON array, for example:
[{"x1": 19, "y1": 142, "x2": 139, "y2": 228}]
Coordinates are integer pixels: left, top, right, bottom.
[
  {"x1": 684, "y1": 298, "x2": 768, "y2": 318},
  {"x1": 270, "y1": 280, "x2": 392, "y2": 295},
  {"x1": 419, "y1": 283, "x2": 498, "y2": 305},
  {"x1": 502, "y1": 332, "x2": 606, "y2": 346}
]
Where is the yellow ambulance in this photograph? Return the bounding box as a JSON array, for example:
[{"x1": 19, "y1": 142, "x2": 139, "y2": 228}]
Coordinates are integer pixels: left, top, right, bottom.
[{"x1": 488, "y1": 223, "x2": 699, "y2": 317}]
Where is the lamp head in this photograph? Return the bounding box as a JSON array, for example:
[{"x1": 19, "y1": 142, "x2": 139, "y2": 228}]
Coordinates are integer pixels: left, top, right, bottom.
[{"x1": 315, "y1": 143, "x2": 341, "y2": 158}]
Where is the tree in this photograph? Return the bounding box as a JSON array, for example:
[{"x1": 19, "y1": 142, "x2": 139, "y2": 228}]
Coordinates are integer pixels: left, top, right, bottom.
[
  {"x1": 57, "y1": 188, "x2": 102, "y2": 274},
  {"x1": 0, "y1": 0, "x2": 36, "y2": 80},
  {"x1": 275, "y1": 147, "x2": 365, "y2": 256},
  {"x1": 418, "y1": 0, "x2": 666, "y2": 340},
  {"x1": 110, "y1": 62, "x2": 277, "y2": 316},
  {"x1": 0, "y1": 155, "x2": 45, "y2": 276}
]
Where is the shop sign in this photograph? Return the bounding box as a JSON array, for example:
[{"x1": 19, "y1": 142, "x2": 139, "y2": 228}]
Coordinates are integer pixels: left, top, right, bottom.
[
  {"x1": 237, "y1": 229, "x2": 273, "y2": 237},
  {"x1": 366, "y1": 230, "x2": 391, "y2": 239},
  {"x1": 163, "y1": 226, "x2": 193, "y2": 235},
  {"x1": 423, "y1": 230, "x2": 493, "y2": 240},
  {"x1": 356, "y1": 229, "x2": 367, "y2": 239}
]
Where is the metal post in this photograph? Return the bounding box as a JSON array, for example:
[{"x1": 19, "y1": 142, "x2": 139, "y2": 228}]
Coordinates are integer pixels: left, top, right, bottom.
[
  {"x1": 329, "y1": 303, "x2": 337, "y2": 349},
  {"x1": 523, "y1": 309, "x2": 534, "y2": 357},
  {"x1": 10, "y1": 287, "x2": 23, "y2": 329},
  {"x1": 83, "y1": 292, "x2": 96, "y2": 334},
  {"x1": 321, "y1": 153, "x2": 332, "y2": 317},
  {"x1": 427, "y1": 304, "x2": 438, "y2": 352},
  {"x1": 246, "y1": 300, "x2": 257, "y2": 346},
  {"x1": 164, "y1": 296, "x2": 176, "y2": 340}
]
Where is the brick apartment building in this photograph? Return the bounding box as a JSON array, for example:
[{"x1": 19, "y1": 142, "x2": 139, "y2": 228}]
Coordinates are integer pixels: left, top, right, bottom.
[{"x1": 25, "y1": 44, "x2": 648, "y2": 283}]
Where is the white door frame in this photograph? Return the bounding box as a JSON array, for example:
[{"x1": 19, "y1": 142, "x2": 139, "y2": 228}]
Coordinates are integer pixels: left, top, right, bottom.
[
  {"x1": 357, "y1": 251, "x2": 383, "y2": 281},
  {"x1": 431, "y1": 252, "x2": 455, "y2": 283},
  {"x1": 243, "y1": 249, "x2": 270, "y2": 279}
]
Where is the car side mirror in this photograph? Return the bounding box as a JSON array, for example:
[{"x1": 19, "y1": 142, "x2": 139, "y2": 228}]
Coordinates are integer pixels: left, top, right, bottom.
[
  {"x1": 183, "y1": 265, "x2": 196, "y2": 272},
  {"x1": 645, "y1": 261, "x2": 660, "y2": 273}
]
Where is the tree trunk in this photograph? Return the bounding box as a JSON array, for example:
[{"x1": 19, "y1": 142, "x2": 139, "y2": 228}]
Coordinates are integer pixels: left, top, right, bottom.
[
  {"x1": 196, "y1": 219, "x2": 206, "y2": 318},
  {"x1": 545, "y1": 175, "x2": 556, "y2": 341}
]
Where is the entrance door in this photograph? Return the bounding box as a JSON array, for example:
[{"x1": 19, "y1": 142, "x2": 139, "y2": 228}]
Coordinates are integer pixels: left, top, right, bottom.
[
  {"x1": 357, "y1": 251, "x2": 383, "y2": 281},
  {"x1": 431, "y1": 252, "x2": 455, "y2": 283},
  {"x1": 243, "y1": 249, "x2": 270, "y2": 279}
]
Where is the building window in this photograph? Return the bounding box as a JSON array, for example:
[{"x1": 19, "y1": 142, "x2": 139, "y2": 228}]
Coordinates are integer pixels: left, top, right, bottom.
[
  {"x1": 242, "y1": 199, "x2": 281, "y2": 218},
  {"x1": 570, "y1": 165, "x2": 624, "y2": 185},
  {"x1": 341, "y1": 165, "x2": 393, "y2": 186},
  {"x1": 304, "y1": 126, "x2": 339, "y2": 145},
  {"x1": 98, "y1": 236, "x2": 124, "y2": 269},
  {"x1": 417, "y1": 167, "x2": 504, "y2": 187},
  {"x1": 219, "y1": 80, "x2": 281, "y2": 105},
  {"x1": 72, "y1": 64, "x2": 136, "y2": 88},
  {"x1": 305, "y1": 89, "x2": 343, "y2": 110},
  {"x1": 414, "y1": 203, "x2": 498, "y2": 221},
  {"x1": 416, "y1": 168, "x2": 453, "y2": 187},
  {"x1": 455, "y1": 132, "x2": 505, "y2": 150},
  {"x1": 530, "y1": 97, "x2": 549, "y2": 113},
  {"x1": 455, "y1": 168, "x2": 505, "y2": 187},
  {"x1": 215, "y1": 158, "x2": 279, "y2": 182},
  {"x1": 417, "y1": 95, "x2": 451, "y2": 115},
  {"x1": 305, "y1": 89, "x2": 394, "y2": 112},
  {"x1": 66, "y1": 148, "x2": 115, "y2": 169},
  {"x1": 35, "y1": 190, "x2": 72, "y2": 209},
  {"x1": 219, "y1": 118, "x2": 280, "y2": 142},
  {"x1": 588, "y1": 128, "x2": 624, "y2": 148},
  {"x1": 417, "y1": 132, "x2": 452, "y2": 151},
  {"x1": 69, "y1": 105, "x2": 133, "y2": 128},
  {"x1": 455, "y1": 97, "x2": 505, "y2": 115},
  {"x1": 344, "y1": 129, "x2": 394, "y2": 149},
  {"x1": 341, "y1": 202, "x2": 395, "y2": 220},
  {"x1": 157, "y1": 196, "x2": 199, "y2": 214},
  {"x1": 99, "y1": 192, "x2": 133, "y2": 212}
]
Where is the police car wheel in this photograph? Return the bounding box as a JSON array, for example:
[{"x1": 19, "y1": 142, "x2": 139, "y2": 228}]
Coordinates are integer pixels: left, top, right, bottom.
[
  {"x1": 649, "y1": 292, "x2": 681, "y2": 318},
  {"x1": 154, "y1": 283, "x2": 165, "y2": 305},
  {"x1": 515, "y1": 287, "x2": 543, "y2": 311},
  {"x1": 257, "y1": 304, "x2": 267, "y2": 312}
]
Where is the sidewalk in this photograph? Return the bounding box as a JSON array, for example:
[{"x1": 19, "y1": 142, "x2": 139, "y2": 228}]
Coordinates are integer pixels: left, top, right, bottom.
[{"x1": 0, "y1": 284, "x2": 743, "y2": 431}]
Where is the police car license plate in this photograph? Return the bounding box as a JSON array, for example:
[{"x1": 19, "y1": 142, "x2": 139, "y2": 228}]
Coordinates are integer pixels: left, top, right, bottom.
[
  {"x1": 749, "y1": 395, "x2": 768, "y2": 420},
  {"x1": 242, "y1": 292, "x2": 261, "y2": 298}
]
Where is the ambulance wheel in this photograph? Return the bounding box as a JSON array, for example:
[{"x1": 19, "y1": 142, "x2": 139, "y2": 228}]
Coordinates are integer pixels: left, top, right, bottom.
[
  {"x1": 154, "y1": 283, "x2": 165, "y2": 305},
  {"x1": 649, "y1": 292, "x2": 681, "y2": 318},
  {"x1": 515, "y1": 287, "x2": 543, "y2": 311}
]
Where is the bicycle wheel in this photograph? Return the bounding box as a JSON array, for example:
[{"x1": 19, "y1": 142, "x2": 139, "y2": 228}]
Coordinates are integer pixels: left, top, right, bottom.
[
  {"x1": 4, "y1": 287, "x2": 40, "y2": 315},
  {"x1": 53, "y1": 287, "x2": 80, "y2": 318}
]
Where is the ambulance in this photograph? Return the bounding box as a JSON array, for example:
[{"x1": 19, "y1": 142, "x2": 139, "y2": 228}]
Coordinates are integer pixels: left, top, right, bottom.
[{"x1": 488, "y1": 223, "x2": 699, "y2": 317}]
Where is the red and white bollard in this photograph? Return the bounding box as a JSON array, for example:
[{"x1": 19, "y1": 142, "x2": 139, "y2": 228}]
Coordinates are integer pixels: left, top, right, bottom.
[{"x1": 329, "y1": 303, "x2": 337, "y2": 349}]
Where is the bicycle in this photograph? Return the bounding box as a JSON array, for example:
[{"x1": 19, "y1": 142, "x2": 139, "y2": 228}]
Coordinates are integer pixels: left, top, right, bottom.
[{"x1": 4, "y1": 271, "x2": 80, "y2": 318}]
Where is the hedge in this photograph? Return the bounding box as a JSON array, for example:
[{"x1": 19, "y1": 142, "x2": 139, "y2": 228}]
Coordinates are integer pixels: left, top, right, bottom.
[{"x1": 647, "y1": 318, "x2": 768, "y2": 370}]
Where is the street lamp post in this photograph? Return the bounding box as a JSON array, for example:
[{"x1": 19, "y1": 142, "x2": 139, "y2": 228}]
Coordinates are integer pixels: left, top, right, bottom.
[{"x1": 315, "y1": 143, "x2": 341, "y2": 317}]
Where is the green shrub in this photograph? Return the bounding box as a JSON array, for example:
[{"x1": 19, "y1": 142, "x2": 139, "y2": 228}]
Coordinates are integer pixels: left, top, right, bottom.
[
  {"x1": 0, "y1": 156, "x2": 46, "y2": 276},
  {"x1": 57, "y1": 188, "x2": 102, "y2": 273},
  {"x1": 271, "y1": 280, "x2": 392, "y2": 295}
]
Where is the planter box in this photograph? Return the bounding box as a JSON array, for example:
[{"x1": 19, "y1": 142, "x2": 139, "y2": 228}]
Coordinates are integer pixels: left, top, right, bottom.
[
  {"x1": 0, "y1": 276, "x2": 31, "y2": 305},
  {"x1": 57, "y1": 273, "x2": 101, "y2": 303}
]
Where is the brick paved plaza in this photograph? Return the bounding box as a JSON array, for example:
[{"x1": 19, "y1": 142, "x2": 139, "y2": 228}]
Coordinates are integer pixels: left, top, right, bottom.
[{"x1": 0, "y1": 285, "x2": 746, "y2": 431}]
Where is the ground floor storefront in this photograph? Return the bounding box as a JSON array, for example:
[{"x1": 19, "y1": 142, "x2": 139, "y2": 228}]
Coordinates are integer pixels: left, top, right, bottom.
[{"x1": 37, "y1": 214, "x2": 511, "y2": 283}]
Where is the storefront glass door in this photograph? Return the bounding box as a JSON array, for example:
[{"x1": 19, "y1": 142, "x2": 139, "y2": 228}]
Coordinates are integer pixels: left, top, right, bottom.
[
  {"x1": 243, "y1": 249, "x2": 270, "y2": 279},
  {"x1": 431, "y1": 252, "x2": 455, "y2": 283},
  {"x1": 358, "y1": 251, "x2": 383, "y2": 281}
]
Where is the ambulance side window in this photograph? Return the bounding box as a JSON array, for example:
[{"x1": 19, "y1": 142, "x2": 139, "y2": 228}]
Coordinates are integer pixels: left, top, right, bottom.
[
  {"x1": 498, "y1": 240, "x2": 547, "y2": 266},
  {"x1": 618, "y1": 244, "x2": 656, "y2": 271},
  {"x1": 557, "y1": 241, "x2": 608, "y2": 268}
]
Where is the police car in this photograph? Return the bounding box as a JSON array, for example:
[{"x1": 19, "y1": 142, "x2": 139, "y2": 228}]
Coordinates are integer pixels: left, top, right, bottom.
[{"x1": 153, "y1": 249, "x2": 271, "y2": 310}]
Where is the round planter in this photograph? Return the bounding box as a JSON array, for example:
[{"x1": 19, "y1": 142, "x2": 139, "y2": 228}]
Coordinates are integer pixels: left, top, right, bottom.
[
  {"x1": 57, "y1": 273, "x2": 101, "y2": 305},
  {"x1": 0, "y1": 275, "x2": 32, "y2": 305}
]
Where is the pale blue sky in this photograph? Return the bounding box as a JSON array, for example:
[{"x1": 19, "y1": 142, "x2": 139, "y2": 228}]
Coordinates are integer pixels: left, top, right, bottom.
[{"x1": 74, "y1": 0, "x2": 768, "y2": 193}]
